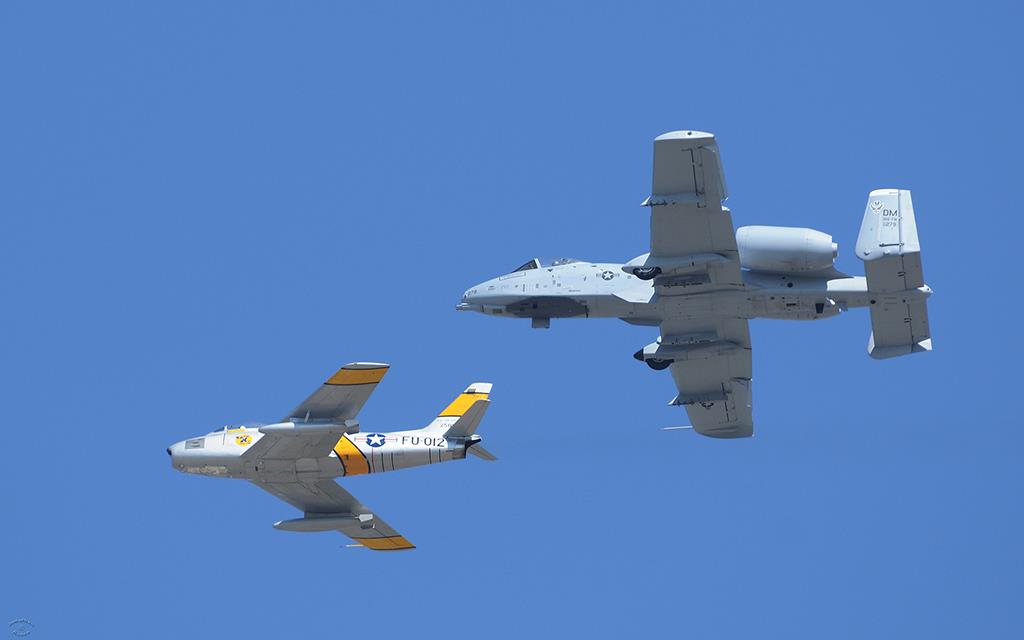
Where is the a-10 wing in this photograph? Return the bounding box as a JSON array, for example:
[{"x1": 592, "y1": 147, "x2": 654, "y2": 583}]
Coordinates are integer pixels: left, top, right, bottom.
[
  {"x1": 645, "y1": 132, "x2": 753, "y2": 437},
  {"x1": 661, "y1": 317, "x2": 753, "y2": 439},
  {"x1": 643, "y1": 130, "x2": 743, "y2": 287}
]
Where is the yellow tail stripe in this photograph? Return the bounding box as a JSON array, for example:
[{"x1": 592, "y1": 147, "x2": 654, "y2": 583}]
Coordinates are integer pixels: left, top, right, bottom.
[
  {"x1": 354, "y1": 535, "x2": 416, "y2": 551},
  {"x1": 439, "y1": 392, "x2": 489, "y2": 417},
  {"x1": 333, "y1": 435, "x2": 370, "y2": 476},
  {"x1": 326, "y1": 367, "x2": 388, "y2": 386}
]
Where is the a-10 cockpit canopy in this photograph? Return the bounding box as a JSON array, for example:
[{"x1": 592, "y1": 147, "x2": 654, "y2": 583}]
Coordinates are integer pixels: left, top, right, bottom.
[{"x1": 512, "y1": 257, "x2": 581, "y2": 272}]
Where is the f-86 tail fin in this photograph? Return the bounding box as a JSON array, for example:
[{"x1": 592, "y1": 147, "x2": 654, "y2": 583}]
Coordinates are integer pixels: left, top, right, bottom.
[
  {"x1": 446, "y1": 398, "x2": 491, "y2": 438},
  {"x1": 856, "y1": 189, "x2": 933, "y2": 359},
  {"x1": 422, "y1": 383, "x2": 497, "y2": 459},
  {"x1": 423, "y1": 382, "x2": 492, "y2": 433}
]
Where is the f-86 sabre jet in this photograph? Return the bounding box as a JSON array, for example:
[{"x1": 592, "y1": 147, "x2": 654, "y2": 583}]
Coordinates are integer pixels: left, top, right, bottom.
[
  {"x1": 457, "y1": 130, "x2": 932, "y2": 439},
  {"x1": 168, "y1": 363, "x2": 495, "y2": 550}
]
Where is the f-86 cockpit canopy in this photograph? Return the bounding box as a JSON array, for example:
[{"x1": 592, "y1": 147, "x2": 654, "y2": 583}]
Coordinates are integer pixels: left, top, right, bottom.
[
  {"x1": 208, "y1": 424, "x2": 260, "y2": 434},
  {"x1": 513, "y1": 257, "x2": 580, "y2": 272}
]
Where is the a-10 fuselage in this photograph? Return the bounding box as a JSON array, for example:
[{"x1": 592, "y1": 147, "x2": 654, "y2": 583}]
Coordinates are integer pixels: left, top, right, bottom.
[{"x1": 456, "y1": 257, "x2": 912, "y2": 327}]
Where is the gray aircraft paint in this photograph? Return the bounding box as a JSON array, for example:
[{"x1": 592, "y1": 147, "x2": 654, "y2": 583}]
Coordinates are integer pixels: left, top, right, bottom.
[
  {"x1": 458, "y1": 131, "x2": 932, "y2": 438},
  {"x1": 168, "y1": 365, "x2": 496, "y2": 550}
]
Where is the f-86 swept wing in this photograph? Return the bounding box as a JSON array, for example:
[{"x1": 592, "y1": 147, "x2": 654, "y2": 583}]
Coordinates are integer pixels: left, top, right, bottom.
[
  {"x1": 244, "y1": 362, "x2": 388, "y2": 463},
  {"x1": 253, "y1": 478, "x2": 415, "y2": 551},
  {"x1": 246, "y1": 362, "x2": 414, "y2": 549}
]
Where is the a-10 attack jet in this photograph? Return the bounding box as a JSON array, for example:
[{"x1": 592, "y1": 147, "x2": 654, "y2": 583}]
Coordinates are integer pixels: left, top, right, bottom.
[
  {"x1": 168, "y1": 363, "x2": 495, "y2": 550},
  {"x1": 457, "y1": 130, "x2": 932, "y2": 439}
]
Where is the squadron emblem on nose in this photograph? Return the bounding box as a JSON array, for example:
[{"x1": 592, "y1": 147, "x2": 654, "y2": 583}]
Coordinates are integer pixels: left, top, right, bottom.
[{"x1": 235, "y1": 434, "x2": 252, "y2": 446}]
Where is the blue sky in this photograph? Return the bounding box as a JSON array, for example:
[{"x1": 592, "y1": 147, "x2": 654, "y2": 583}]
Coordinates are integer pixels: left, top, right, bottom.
[{"x1": 2, "y1": 1, "x2": 1022, "y2": 637}]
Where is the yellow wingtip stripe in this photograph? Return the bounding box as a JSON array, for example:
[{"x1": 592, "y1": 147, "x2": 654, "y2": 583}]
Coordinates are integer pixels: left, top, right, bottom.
[
  {"x1": 326, "y1": 366, "x2": 388, "y2": 386},
  {"x1": 354, "y1": 535, "x2": 416, "y2": 551},
  {"x1": 439, "y1": 392, "x2": 489, "y2": 417}
]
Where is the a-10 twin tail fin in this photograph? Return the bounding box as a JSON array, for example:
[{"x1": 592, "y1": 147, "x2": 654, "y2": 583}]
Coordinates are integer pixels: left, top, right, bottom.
[{"x1": 856, "y1": 189, "x2": 933, "y2": 359}]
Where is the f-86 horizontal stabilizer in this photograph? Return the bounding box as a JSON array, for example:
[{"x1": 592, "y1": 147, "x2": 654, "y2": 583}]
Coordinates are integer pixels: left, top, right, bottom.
[{"x1": 856, "y1": 189, "x2": 933, "y2": 359}]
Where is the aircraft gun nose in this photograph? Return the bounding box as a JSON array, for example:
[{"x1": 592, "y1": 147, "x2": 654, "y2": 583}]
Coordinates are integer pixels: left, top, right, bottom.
[
  {"x1": 167, "y1": 441, "x2": 185, "y2": 471},
  {"x1": 456, "y1": 287, "x2": 483, "y2": 312}
]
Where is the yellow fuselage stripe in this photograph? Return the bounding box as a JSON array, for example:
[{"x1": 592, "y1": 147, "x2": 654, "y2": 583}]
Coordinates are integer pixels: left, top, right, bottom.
[{"x1": 333, "y1": 435, "x2": 370, "y2": 476}]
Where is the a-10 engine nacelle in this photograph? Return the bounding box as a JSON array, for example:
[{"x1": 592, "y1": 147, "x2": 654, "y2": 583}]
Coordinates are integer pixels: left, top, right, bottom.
[{"x1": 736, "y1": 226, "x2": 838, "y2": 274}]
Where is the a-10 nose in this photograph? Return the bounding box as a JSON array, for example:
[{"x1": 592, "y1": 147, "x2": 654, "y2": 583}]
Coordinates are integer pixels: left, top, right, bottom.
[
  {"x1": 166, "y1": 441, "x2": 184, "y2": 469},
  {"x1": 456, "y1": 286, "x2": 483, "y2": 312}
]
